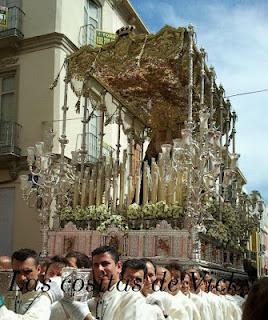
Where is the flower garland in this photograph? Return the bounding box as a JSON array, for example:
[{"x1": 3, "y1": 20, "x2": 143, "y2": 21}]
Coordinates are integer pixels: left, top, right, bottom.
[
  {"x1": 126, "y1": 201, "x2": 184, "y2": 220},
  {"x1": 97, "y1": 215, "x2": 128, "y2": 232}
]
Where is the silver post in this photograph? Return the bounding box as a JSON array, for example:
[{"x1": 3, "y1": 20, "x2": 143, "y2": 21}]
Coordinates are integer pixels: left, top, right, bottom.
[
  {"x1": 231, "y1": 111, "x2": 237, "y2": 154},
  {"x1": 99, "y1": 91, "x2": 106, "y2": 160},
  {"x1": 225, "y1": 99, "x2": 231, "y2": 167},
  {"x1": 59, "y1": 59, "x2": 69, "y2": 176},
  {"x1": 200, "y1": 48, "x2": 206, "y2": 110},
  {"x1": 116, "y1": 107, "x2": 122, "y2": 167},
  {"x1": 187, "y1": 24, "x2": 194, "y2": 126},
  {"x1": 209, "y1": 66, "x2": 215, "y2": 128},
  {"x1": 80, "y1": 96, "x2": 89, "y2": 180}
]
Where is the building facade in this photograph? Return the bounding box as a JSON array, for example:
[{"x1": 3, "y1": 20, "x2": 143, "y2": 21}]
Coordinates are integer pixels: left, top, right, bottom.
[{"x1": 0, "y1": 0, "x2": 148, "y2": 255}]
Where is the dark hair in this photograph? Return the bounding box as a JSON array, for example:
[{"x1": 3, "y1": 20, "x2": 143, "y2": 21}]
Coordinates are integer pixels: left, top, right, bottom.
[
  {"x1": 181, "y1": 271, "x2": 191, "y2": 282},
  {"x1": 66, "y1": 251, "x2": 91, "y2": 268},
  {"x1": 165, "y1": 262, "x2": 182, "y2": 273},
  {"x1": 141, "y1": 258, "x2": 157, "y2": 274},
  {"x1": 92, "y1": 246, "x2": 120, "y2": 263},
  {"x1": 242, "y1": 277, "x2": 268, "y2": 320},
  {"x1": 12, "y1": 248, "x2": 39, "y2": 265},
  {"x1": 50, "y1": 255, "x2": 69, "y2": 266},
  {"x1": 121, "y1": 259, "x2": 147, "y2": 278}
]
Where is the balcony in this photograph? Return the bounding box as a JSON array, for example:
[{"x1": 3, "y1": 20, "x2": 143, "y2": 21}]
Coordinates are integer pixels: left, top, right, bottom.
[
  {"x1": 0, "y1": 121, "x2": 22, "y2": 159},
  {"x1": 0, "y1": 6, "x2": 25, "y2": 48}
]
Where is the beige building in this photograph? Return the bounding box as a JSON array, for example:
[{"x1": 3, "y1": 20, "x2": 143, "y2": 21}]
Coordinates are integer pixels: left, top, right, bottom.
[{"x1": 0, "y1": 0, "x2": 148, "y2": 255}]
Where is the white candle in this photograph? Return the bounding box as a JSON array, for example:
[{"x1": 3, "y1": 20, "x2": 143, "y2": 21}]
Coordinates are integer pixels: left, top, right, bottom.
[
  {"x1": 35, "y1": 142, "x2": 44, "y2": 156},
  {"x1": 27, "y1": 147, "x2": 35, "y2": 164},
  {"x1": 81, "y1": 178, "x2": 87, "y2": 208}
]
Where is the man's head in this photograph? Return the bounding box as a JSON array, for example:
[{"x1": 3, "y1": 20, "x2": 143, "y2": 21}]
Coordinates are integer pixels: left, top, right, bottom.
[
  {"x1": 208, "y1": 276, "x2": 219, "y2": 295},
  {"x1": 219, "y1": 280, "x2": 228, "y2": 295},
  {"x1": 0, "y1": 256, "x2": 11, "y2": 269},
  {"x1": 166, "y1": 262, "x2": 182, "y2": 294},
  {"x1": 91, "y1": 246, "x2": 121, "y2": 291},
  {"x1": 185, "y1": 267, "x2": 203, "y2": 293},
  {"x1": 44, "y1": 255, "x2": 69, "y2": 280},
  {"x1": 156, "y1": 266, "x2": 172, "y2": 293},
  {"x1": 121, "y1": 259, "x2": 147, "y2": 291},
  {"x1": 141, "y1": 259, "x2": 157, "y2": 296},
  {"x1": 65, "y1": 251, "x2": 91, "y2": 269},
  {"x1": 11, "y1": 248, "x2": 41, "y2": 292},
  {"x1": 181, "y1": 272, "x2": 191, "y2": 295}
]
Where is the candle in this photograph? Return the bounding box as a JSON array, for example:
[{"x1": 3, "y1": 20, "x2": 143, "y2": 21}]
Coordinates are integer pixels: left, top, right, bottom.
[
  {"x1": 135, "y1": 162, "x2": 141, "y2": 204},
  {"x1": 151, "y1": 159, "x2": 159, "y2": 203},
  {"x1": 27, "y1": 147, "x2": 35, "y2": 165},
  {"x1": 127, "y1": 176, "x2": 133, "y2": 206},
  {"x1": 167, "y1": 173, "x2": 175, "y2": 204},
  {"x1": 20, "y1": 175, "x2": 29, "y2": 190},
  {"x1": 40, "y1": 155, "x2": 49, "y2": 171},
  {"x1": 88, "y1": 179, "x2": 95, "y2": 205},
  {"x1": 175, "y1": 170, "x2": 183, "y2": 205},
  {"x1": 143, "y1": 161, "x2": 149, "y2": 204},
  {"x1": 104, "y1": 163, "x2": 111, "y2": 206},
  {"x1": 119, "y1": 162, "x2": 125, "y2": 209},
  {"x1": 35, "y1": 142, "x2": 44, "y2": 156},
  {"x1": 73, "y1": 177, "x2": 80, "y2": 208},
  {"x1": 81, "y1": 178, "x2": 87, "y2": 208}
]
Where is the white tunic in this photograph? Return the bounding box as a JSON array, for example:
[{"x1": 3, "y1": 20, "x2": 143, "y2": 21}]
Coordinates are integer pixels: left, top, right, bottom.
[
  {"x1": 188, "y1": 292, "x2": 213, "y2": 320},
  {"x1": 88, "y1": 283, "x2": 164, "y2": 320},
  {"x1": 0, "y1": 295, "x2": 51, "y2": 320},
  {"x1": 224, "y1": 295, "x2": 242, "y2": 320},
  {"x1": 147, "y1": 291, "x2": 190, "y2": 320},
  {"x1": 173, "y1": 291, "x2": 200, "y2": 320},
  {"x1": 206, "y1": 292, "x2": 225, "y2": 320}
]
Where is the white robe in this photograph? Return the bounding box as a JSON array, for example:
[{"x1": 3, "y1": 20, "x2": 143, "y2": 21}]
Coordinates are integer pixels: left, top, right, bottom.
[
  {"x1": 50, "y1": 302, "x2": 69, "y2": 320},
  {"x1": 147, "y1": 291, "x2": 190, "y2": 320},
  {"x1": 224, "y1": 295, "x2": 242, "y2": 320},
  {"x1": 188, "y1": 292, "x2": 213, "y2": 320},
  {"x1": 0, "y1": 295, "x2": 51, "y2": 320},
  {"x1": 88, "y1": 283, "x2": 164, "y2": 320},
  {"x1": 206, "y1": 292, "x2": 225, "y2": 320},
  {"x1": 173, "y1": 291, "x2": 200, "y2": 320}
]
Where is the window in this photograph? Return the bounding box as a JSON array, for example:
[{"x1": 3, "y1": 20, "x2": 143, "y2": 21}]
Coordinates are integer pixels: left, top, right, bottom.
[
  {"x1": 83, "y1": 0, "x2": 101, "y2": 46},
  {"x1": 0, "y1": 73, "x2": 16, "y2": 122}
]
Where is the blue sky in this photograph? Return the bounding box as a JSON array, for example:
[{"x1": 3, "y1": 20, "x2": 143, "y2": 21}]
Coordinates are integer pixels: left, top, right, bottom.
[{"x1": 131, "y1": 0, "x2": 268, "y2": 202}]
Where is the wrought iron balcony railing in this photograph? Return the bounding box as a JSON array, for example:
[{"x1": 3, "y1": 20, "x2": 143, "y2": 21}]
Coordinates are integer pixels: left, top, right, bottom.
[
  {"x1": 0, "y1": 6, "x2": 25, "y2": 40},
  {"x1": 79, "y1": 23, "x2": 96, "y2": 47},
  {"x1": 0, "y1": 121, "x2": 22, "y2": 157}
]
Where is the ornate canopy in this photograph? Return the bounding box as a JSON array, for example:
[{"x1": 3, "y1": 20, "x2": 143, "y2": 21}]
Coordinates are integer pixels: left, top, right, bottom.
[{"x1": 68, "y1": 25, "x2": 226, "y2": 138}]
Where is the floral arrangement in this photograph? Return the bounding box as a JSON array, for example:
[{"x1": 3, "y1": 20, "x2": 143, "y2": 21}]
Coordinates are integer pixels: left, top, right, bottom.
[
  {"x1": 204, "y1": 199, "x2": 260, "y2": 247},
  {"x1": 206, "y1": 221, "x2": 229, "y2": 244},
  {"x1": 126, "y1": 203, "x2": 143, "y2": 219},
  {"x1": 126, "y1": 201, "x2": 184, "y2": 220},
  {"x1": 58, "y1": 205, "x2": 109, "y2": 221},
  {"x1": 97, "y1": 215, "x2": 128, "y2": 232}
]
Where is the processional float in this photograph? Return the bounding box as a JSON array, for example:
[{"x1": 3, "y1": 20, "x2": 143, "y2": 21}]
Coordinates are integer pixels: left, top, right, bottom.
[{"x1": 20, "y1": 25, "x2": 263, "y2": 277}]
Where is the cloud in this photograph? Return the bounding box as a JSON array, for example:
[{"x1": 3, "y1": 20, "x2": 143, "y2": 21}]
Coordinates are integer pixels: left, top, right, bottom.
[{"x1": 131, "y1": 0, "x2": 268, "y2": 202}]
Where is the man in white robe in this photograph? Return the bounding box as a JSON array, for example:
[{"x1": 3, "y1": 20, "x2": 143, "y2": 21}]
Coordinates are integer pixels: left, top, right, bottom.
[
  {"x1": 219, "y1": 280, "x2": 242, "y2": 320},
  {"x1": 0, "y1": 249, "x2": 64, "y2": 320},
  {"x1": 165, "y1": 263, "x2": 200, "y2": 320},
  {"x1": 181, "y1": 271, "x2": 213, "y2": 320},
  {"x1": 83, "y1": 245, "x2": 164, "y2": 320},
  {"x1": 141, "y1": 261, "x2": 189, "y2": 320}
]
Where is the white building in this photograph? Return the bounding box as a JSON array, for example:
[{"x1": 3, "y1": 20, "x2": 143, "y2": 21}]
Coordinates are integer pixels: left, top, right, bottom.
[{"x1": 0, "y1": 0, "x2": 148, "y2": 255}]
